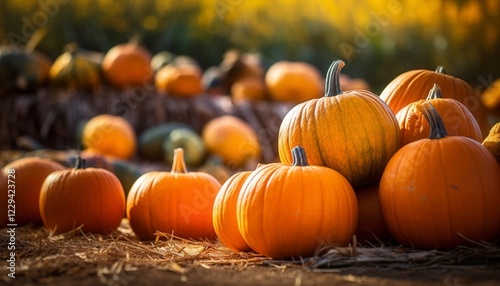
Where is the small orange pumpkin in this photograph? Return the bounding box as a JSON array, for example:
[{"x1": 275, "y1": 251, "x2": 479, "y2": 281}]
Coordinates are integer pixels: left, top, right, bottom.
[
  {"x1": 102, "y1": 43, "x2": 153, "y2": 89},
  {"x1": 39, "y1": 156, "x2": 125, "y2": 235},
  {"x1": 126, "y1": 148, "x2": 221, "y2": 241},
  {"x1": 82, "y1": 114, "x2": 137, "y2": 160},
  {"x1": 237, "y1": 146, "x2": 358, "y2": 259},
  {"x1": 265, "y1": 61, "x2": 323, "y2": 103},
  {"x1": 380, "y1": 102, "x2": 500, "y2": 250},
  {"x1": 155, "y1": 63, "x2": 203, "y2": 97},
  {"x1": 0, "y1": 157, "x2": 65, "y2": 227},
  {"x1": 202, "y1": 115, "x2": 261, "y2": 168},
  {"x1": 396, "y1": 84, "x2": 483, "y2": 147},
  {"x1": 231, "y1": 77, "x2": 267, "y2": 103},
  {"x1": 213, "y1": 171, "x2": 253, "y2": 252}
]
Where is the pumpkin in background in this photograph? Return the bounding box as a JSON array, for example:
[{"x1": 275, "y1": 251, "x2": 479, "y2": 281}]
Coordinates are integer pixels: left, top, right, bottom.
[
  {"x1": 355, "y1": 182, "x2": 392, "y2": 245},
  {"x1": 202, "y1": 115, "x2": 261, "y2": 168},
  {"x1": 155, "y1": 63, "x2": 203, "y2": 97},
  {"x1": 126, "y1": 148, "x2": 221, "y2": 241},
  {"x1": 162, "y1": 127, "x2": 206, "y2": 168},
  {"x1": 197, "y1": 155, "x2": 232, "y2": 185},
  {"x1": 150, "y1": 51, "x2": 176, "y2": 73},
  {"x1": 231, "y1": 77, "x2": 267, "y2": 103},
  {"x1": 265, "y1": 60, "x2": 323, "y2": 103},
  {"x1": 339, "y1": 73, "x2": 371, "y2": 91},
  {"x1": 0, "y1": 45, "x2": 49, "y2": 93},
  {"x1": 278, "y1": 60, "x2": 400, "y2": 188},
  {"x1": 138, "y1": 122, "x2": 191, "y2": 161},
  {"x1": 49, "y1": 43, "x2": 101, "y2": 91},
  {"x1": 213, "y1": 171, "x2": 253, "y2": 252},
  {"x1": 396, "y1": 84, "x2": 483, "y2": 147},
  {"x1": 102, "y1": 43, "x2": 153, "y2": 89},
  {"x1": 0, "y1": 157, "x2": 65, "y2": 227},
  {"x1": 82, "y1": 114, "x2": 137, "y2": 160},
  {"x1": 379, "y1": 102, "x2": 500, "y2": 250},
  {"x1": 380, "y1": 66, "x2": 490, "y2": 138},
  {"x1": 39, "y1": 156, "x2": 125, "y2": 235},
  {"x1": 481, "y1": 78, "x2": 500, "y2": 113},
  {"x1": 237, "y1": 146, "x2": 358, "y2": 259},
  {"x1": 483, "y1": 122, "x2": 500, "y2": 164}
]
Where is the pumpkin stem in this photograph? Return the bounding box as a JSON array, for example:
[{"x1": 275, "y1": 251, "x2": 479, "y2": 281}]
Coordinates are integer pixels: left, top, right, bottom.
[
  {"x1": 426, "y1": 83, "x2": 443, "y2": 100},
  {"x1": 435, "y1": 66, "x2": 447, "y2": 74},
  {"x1": 418, "y1": 102, "x2": 448, "y2": 139},
  {"x1": 74, "y1": 154, "x2": 86, "y2": 169},
  {"x1": 324, "y1": 60, "x2": 345, "y2": 97},
  {"x1": 171, "y1": 148, "x2": 188, "y2": 173},
  {"x1": 291, "y1": 146, "x2": 309, "y2": 167}
]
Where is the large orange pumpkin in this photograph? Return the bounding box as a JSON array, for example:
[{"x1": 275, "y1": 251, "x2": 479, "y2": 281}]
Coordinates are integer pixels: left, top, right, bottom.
[
  {"x1": 265, "y1": 61, "x2": 323, "y2": 103},
  {"x1": 380, "y1": 66, "x2": 490, "y2": 138},
  {"x1": 379, "y1": 102, "x2": 500, "y2": 250},
  {"x1": 0, "y1": 157, "x2": 65, "y2": 227},
  {"x1": 39, "y1": 156, "x2": 125, "y2": 235},
  {"x1": 278, "y1": 60, "x2": 400, "y2": 188},
  {"x1": 126, "y1": 148, "x2": 221, "y2": 241},
  {"x1": 396, "y1": 84, "x2": 483, "y2": 147},
  {"x1": 237, "y1": 146, "x2": 358, "y2": 259},
  {"x1": 102, "y1": 43, "x2": 153, "y2": 89},
  {"x1": 212, "y1": 171, "x2": 253, "y2": 252},
  {"x1": 82, "y1": 114, "x2": 137, "y2": 160}
]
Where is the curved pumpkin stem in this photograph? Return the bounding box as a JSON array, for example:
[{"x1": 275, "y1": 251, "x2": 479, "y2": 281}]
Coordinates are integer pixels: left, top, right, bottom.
[
  {"x1": 435, "y1": 66, "x2": 447, "y2": 74},
  {"x1": 171, "y1": 148, "x2": 188, "y2": 173},
  {"x1": 324, "y1": 60, "x2": 345, "y2": 97},
  {"x1": 291, "y1": 146, "x2": 309, "y2": 167},
  {"x1": 418, "y1": 102, "x2": 448, "y2": 139},
  {"x1": 426, "y1": 83, "x2": 443, "y2": 100}
]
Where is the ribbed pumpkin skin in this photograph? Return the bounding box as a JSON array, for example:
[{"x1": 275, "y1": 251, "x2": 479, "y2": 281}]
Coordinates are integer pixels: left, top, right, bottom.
[
  {"x1": 212, "y1": 171, "x2": 253, "y2": 252},
  {"x1": 0, "y1": 158, "x2": 65, "y2": 227},
  {"x1": 40, "y1": 165, "x2": 125, "y2": 235},
  {"x1": 126, "y1": 149, "x2": 221, "y2": 241},
  {"x1": 49, "y1": 50, "x2": 101, "y2": 90},
  {"x1": 396, "y1": 85, "x2": 483, "y2": 147},
  {"x1": 380, "y1": 67, "x2": 490, "y2": 138},
  {"x1": 380, "y1": 105, "x2": 500, "y2": 250},
  {"x1": 237, "y1": 147, "x2": 358, "y2": 259},
  {"x1": 278, "y1": 61, "x2": 400, "y2": 188}
]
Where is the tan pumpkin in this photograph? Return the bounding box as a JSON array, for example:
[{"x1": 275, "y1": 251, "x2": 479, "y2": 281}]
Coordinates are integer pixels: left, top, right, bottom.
[{"x1": 483, "y1": 122, "x2": 500, "y2": 164}]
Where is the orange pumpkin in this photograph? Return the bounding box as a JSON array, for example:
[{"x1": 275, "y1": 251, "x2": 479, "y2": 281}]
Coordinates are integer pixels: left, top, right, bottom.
[
  {"x1": 237, "y1": 146, "x2": 358, "y2": 259},
  {"x1": 0, "y1": 157, "x2": 65, "y2": 227},
  {"x1": 155, "y1": 63, "x2": 203, "y2": 97},
  {"x1": 102, "y1": 43, "x2": 153, "y2": 89},
  {"x1": 230, "y1": 77, "x2": 267, "y2": 103},
  {"x1": 202, "y1": 115, "x2": 261, "y2": 168},
  {"x1": 396, "y1": 84, "x2": 483, "y2": 147},
  {"x1": 39, "y1": 156, "x2": 125, "y2": 235},
  {"x1": 483, "y1": 122, "x2": 500, "y2": 164},
  {"x1": 126, "y1": 148, "x2": 221, "y2": 241},
  {"x1": 213, "y1": 171, "x2": 253, "y2": 252},
  {"x1": 354, "y1": 182, "x2": 391, "y2": 245},
  {"x1": 278, "y1": 60, "x2": 400, "y2": 188},
  {"x1": 265, "y1": 61, "x2": 323, "y2": 103},
  {"x1": 380, "y1": 66, "x2": 491, "y2": 138},
  {"x1": 379, "y1": 102, "x2": 500, "y2": 250},
  {"x1": 82, "y1": 114, "x2": 137, "y2": 160}
]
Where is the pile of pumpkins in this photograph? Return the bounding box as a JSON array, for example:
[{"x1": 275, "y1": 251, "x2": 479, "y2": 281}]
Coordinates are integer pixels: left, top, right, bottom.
[{"x1": 1, "y1": 58, "x2": 500, "y2": 260}]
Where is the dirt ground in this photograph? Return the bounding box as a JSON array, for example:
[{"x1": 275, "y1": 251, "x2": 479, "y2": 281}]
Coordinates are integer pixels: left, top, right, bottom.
[{"x1": 6, "y1": 263, "x2": 500, "y2": 286}]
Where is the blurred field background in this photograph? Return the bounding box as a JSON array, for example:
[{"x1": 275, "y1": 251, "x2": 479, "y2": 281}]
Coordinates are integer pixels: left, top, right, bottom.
[{"x1": 0, "y1": 0, "x2": 498, "y2": 93}]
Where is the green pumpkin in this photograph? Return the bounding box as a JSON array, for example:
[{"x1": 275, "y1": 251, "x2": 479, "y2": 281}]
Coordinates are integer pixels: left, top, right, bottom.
[
  {"x1": 138, "y1": 122, "x2": 191, "y2": 160},
  {"x1": 162, "y1": 127, "x2": 206, "y2": 167}
]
